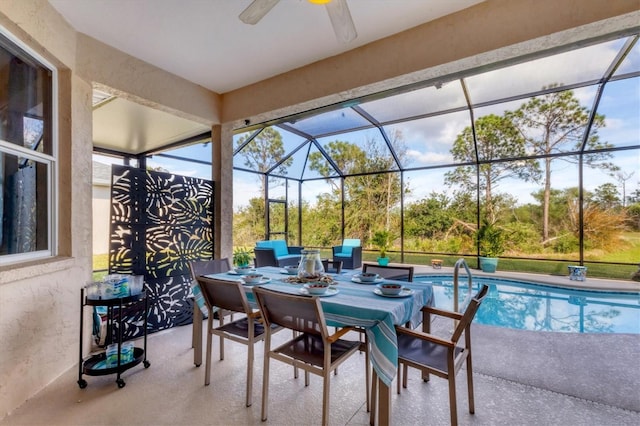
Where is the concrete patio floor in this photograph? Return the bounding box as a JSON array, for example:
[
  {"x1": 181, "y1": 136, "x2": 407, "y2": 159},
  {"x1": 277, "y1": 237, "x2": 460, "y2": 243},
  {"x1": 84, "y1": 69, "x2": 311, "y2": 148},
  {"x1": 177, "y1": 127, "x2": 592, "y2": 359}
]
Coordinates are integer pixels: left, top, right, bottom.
[{"x1": 2, "y1": 266, "x2": 638, "y2": 425}]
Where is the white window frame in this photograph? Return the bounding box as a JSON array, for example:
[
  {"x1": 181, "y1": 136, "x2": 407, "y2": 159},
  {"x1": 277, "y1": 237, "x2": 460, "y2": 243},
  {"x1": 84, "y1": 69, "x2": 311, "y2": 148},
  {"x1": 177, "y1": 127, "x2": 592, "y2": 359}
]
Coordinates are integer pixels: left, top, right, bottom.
[{"x1": 0, "y1": 25, "x2": 58, "y2": 266}]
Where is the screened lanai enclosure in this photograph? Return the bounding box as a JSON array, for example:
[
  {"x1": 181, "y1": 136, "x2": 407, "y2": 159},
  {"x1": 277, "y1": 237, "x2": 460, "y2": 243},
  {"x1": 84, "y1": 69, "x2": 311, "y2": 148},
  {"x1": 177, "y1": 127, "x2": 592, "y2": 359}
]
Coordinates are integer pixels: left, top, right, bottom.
[
  {"x1": 223, "y1": 32, "x2": 640, "y2": 280},
  {"x1": 99, "y1": 31, "x2": 640, "y2": 281}
]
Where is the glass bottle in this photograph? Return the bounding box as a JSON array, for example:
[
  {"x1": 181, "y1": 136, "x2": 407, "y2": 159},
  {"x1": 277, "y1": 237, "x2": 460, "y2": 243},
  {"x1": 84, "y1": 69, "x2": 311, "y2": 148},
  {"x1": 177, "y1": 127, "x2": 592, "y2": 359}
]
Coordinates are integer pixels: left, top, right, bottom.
[{"x1": 297, "y1": 249, "x2": 325, "y2": 279}]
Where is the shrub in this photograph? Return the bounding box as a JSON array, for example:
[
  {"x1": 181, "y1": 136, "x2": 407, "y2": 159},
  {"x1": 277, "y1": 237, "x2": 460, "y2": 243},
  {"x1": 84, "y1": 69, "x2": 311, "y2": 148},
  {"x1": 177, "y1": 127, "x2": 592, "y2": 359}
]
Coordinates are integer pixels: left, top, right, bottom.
[
  {"x1": 551, "y1": 234, "x2": 579, "y2": 254},
  {"x1": 476, "y1": 221, "x2": 505, "y2": 257}
]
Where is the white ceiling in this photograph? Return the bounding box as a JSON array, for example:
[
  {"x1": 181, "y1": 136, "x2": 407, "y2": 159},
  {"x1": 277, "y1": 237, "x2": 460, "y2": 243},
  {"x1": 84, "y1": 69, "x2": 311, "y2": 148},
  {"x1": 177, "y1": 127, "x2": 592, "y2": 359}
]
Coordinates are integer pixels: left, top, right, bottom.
[
  {"x1": 48, "y1": 0, "x2": 484, "y2": 94},
  {"x1": 92, "y1": 96, "x2": 211, "y2": 154}
]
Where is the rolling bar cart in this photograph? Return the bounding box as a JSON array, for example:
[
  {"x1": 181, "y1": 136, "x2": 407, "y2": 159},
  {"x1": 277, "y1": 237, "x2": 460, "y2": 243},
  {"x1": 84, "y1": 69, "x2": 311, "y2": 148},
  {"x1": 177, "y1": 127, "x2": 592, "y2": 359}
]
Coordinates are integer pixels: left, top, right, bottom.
[{"x1": 77, "y1": 286, "x2": 150, "y2": 389}]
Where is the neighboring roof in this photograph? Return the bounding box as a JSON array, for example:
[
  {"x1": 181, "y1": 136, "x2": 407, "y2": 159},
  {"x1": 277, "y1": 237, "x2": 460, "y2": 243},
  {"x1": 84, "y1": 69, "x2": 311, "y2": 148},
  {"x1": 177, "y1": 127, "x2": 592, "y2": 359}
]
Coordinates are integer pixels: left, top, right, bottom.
[{"x1": 92, "y1": 161, "x2": 112, "y2": 186}]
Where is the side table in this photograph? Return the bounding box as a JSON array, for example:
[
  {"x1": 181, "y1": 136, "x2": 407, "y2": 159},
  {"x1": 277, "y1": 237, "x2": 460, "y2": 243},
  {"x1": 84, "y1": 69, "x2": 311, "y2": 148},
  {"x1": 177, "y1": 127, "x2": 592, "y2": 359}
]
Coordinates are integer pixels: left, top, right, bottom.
[{"x1": 322, "y1": 259, "x2": 343, "y2": 274}]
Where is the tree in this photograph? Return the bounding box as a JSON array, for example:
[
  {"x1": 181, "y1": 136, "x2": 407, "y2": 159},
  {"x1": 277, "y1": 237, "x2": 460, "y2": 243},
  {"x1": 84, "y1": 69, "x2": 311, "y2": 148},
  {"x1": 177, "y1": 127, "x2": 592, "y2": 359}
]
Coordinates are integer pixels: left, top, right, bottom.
[
  {"x1": 627, "y1": 202, "x2": 640, "y2": 231},
  {"x1": 235, "y1": 127, "x2": 292, "y2": 193},
  {"x1": 233, "y1": 197, "x2": 265, "y2": 246},
  {"x1": 308, "y1": 140, "x2": 363, "y2": 191},
  {"x1": 562, "y1": 186, "x2": 626, "y2": 252},
  {"x1": 530, "y1": 188, "x2": 571, "y2": 240},
  {"x1": 445, "y1": 114, "x2": 540, "y2": 224},
  {"x1": 508, "y1": 84, "x2": 618, "y2": 242},
  {"x1": 404, "y1": 192, "x2": 453, "y2": 239},
  {"x1": 615, "y1": 171, "x2": 635, "y2": 207},
  {"x1": 308, "y1": 130, "x2": 408, "y2": 245},
  {"x1": 628, "y1": 187, "x2": 640, "y2": 204},
  {"x1": 235, "y1": 128, "x2": 294, "y2": 240},
  {"x1": 591, "y1": 182, "x2": 621, "y2": 210},
  {"x1": 300, "y1": 195, "x2": 342, "y2": 246}
]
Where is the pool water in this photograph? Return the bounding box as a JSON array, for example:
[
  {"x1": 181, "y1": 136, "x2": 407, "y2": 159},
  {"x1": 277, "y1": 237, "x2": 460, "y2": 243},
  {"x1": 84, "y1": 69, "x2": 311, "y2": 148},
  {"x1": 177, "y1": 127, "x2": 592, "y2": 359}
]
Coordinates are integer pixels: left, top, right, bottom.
[{"x1": 414, "y1": 275, "x2": 640, "y2": 334}]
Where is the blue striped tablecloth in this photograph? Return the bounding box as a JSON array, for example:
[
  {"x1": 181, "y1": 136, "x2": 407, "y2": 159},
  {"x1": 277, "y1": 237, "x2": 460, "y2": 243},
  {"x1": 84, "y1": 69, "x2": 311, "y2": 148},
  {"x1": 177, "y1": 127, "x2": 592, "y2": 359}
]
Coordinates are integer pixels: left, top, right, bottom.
[{"x1": 204, "y1": 266, "x2": 434, "y2": 387}]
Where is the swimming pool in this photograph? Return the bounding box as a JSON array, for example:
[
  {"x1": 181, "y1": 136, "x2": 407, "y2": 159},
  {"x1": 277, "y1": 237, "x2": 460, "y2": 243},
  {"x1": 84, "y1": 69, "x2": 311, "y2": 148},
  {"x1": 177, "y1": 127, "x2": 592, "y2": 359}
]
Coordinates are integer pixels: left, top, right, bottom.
[{"x1": 414, "y1": 275, "x2": 640, "y2": 334}]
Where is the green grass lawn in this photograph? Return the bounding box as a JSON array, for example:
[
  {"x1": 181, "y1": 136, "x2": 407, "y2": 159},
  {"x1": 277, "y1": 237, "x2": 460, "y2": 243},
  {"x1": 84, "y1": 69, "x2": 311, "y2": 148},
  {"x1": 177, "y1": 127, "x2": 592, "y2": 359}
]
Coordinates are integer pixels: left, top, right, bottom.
[
  {"x1": 93, "y1": 253, "x2": 109, "y2": 270},
  {"x1": 599, "y1": 232, "x2": 640, "y2": 262},
  {"x1": 92, "y1": 253, "x2": 109, "y2": 281}
]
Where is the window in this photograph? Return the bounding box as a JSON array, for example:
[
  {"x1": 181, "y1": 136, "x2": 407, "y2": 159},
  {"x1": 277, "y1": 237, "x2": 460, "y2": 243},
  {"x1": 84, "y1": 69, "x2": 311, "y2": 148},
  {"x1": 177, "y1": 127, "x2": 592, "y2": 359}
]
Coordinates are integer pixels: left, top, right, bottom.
[{"x1": 0, "y1": 28, "x2": 56, "y2": 265}]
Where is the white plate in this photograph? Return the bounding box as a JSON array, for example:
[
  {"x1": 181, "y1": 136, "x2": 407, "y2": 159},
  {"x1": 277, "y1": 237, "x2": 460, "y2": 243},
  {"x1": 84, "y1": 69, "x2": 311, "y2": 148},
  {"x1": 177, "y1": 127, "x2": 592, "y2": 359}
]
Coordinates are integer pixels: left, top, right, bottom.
[
  {"x1": 228, "y1": 268, "x2": 256, "y2": 275},
  {"x1": 280, "y1": 269, "x2": 299, "y2": 275},
  {"x1": 299, "y1": 287, "x2": 339, "y2": 297},
  {"x1": 373, "y1": 288, "x2": 414, "y2": 298},
  {"x1": 241, "y1": 277, "x2": 271, "y2": 286},
  {"x1": 351, "y1": 276, "x2": 384, "y2": 284}
]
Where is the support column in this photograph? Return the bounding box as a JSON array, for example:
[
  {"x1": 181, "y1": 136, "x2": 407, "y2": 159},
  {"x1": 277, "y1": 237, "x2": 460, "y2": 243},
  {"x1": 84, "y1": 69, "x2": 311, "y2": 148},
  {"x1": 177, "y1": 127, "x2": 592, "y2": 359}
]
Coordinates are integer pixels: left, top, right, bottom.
[{"x1": 212, "y1": 123, "x2": 234, "y2": 260}]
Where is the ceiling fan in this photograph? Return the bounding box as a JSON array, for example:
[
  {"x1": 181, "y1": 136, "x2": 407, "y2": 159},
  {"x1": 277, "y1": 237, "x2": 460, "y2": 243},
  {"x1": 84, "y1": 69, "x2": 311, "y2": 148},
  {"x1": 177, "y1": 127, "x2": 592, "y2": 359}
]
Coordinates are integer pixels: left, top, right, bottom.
[{"x1": 239, "y1": 0, "x2": 357, "y2": 43}]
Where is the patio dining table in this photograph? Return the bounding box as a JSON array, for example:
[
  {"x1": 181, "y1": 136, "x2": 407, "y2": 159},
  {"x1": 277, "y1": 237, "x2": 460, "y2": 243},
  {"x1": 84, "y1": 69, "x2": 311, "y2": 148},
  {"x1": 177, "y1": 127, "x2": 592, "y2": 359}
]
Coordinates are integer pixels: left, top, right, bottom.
[{"x1": 204, "y1": 265, "x2": 434, "y2": 425}]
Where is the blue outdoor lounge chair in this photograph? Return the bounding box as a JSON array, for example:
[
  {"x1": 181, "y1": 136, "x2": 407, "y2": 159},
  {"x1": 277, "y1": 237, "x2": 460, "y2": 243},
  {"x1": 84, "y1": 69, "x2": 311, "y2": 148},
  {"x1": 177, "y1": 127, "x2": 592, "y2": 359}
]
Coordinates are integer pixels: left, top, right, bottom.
[
  {"x1": 254, "y1": 240, "x2": 303, "y2": 267},
  {"x1": 332, "y1": 239, "x2": 362, "y2": 269}
]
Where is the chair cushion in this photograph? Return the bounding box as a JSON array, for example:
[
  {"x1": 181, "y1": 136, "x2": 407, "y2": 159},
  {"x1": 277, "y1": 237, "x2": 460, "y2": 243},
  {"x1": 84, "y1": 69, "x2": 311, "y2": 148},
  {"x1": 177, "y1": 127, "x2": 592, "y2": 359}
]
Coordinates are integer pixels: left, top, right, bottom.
[
  {"x1": 256, "y1": 240, "x2": 289, "y2": 258},
  {"x1": 277, "y1": 254, "x2": 300, "y2": 261},
  {"x1": 271, "y1": 240, "x2": 289, "y2": 257},
  {"x1": 341, "y1": 239, "x2": 360, "y2": 256}
]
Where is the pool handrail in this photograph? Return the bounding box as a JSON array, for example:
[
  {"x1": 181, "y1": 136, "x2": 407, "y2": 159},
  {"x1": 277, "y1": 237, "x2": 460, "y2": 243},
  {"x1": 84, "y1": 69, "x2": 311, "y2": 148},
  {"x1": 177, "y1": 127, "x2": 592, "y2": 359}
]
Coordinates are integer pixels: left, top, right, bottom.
[{"x1": 453, "y1": 258, "x2": 473, "y2": 315}]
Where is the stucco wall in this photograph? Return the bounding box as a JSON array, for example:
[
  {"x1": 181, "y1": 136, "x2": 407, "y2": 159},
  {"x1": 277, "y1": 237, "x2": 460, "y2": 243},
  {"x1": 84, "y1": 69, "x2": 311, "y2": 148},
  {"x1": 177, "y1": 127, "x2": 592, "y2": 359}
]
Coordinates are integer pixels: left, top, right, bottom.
[
  {"x1": 0, "y1": 1, "x2": 88, "y2": 419},
  {"x1": 0, "y1": 0, "x2": 638, "y2": 420},
  {"x1": 0, "y1": 0, "x2": 224, "y2": 419}
]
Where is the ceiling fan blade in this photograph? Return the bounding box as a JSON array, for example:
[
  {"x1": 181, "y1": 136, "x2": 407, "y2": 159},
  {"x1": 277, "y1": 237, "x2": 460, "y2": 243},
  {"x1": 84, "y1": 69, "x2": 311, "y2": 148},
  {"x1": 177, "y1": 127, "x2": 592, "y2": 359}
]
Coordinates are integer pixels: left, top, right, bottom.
[
  {"x1": 325, "y1": 0, "x2": 357, "y2": 43},
  {"x1": 239, "y1": 0, "x2": 281, "y2": 25}
]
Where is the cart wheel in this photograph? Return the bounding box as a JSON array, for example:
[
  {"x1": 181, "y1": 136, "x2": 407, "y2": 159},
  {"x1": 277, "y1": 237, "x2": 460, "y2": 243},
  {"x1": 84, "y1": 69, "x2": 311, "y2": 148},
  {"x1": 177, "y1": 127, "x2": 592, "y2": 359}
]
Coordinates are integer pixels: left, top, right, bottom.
[
  {"x1": 143, "y1": 360, "x2": 150, "y2": 368},
  {"x1": 116, "y1": 379, "x2": 126, "y2": 388},
  {"x1": 77, "y1": 379, "x2": 87, "y2": 389}
]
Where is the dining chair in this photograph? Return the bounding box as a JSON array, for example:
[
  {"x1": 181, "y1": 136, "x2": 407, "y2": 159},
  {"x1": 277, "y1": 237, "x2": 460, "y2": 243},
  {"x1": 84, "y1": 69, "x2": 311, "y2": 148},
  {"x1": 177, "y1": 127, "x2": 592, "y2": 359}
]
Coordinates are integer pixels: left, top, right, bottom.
[
  {"x1": 253, "y1": 286, "x2": 363, "y2": 426},
  {"x1": 360, "y1": 263, "x2": 416, "y2": 413},
  {"x1": 196, "y1": 276, "x2": 278, "y2": 407},
  {"x1": 188, "y1": 258, "x2": 232, "y2": 367},
  {"x1": 393, "y1": 284, "x2": 489, "y2": 426},
  {"x1": 362, "y1": 263, "x2": 414, "y2": 282}
]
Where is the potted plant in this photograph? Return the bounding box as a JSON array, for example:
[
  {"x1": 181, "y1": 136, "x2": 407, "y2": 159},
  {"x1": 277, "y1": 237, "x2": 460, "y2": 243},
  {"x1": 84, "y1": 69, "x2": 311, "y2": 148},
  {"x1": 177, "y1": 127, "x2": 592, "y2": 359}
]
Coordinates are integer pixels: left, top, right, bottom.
[
  {"x1": 371, "y1": 230, "x2": 391, "y2": 266},
  {"x1": 233, "y1": 247, "x2": 253, "y2": 268},
  {"x1": 476, "y1": 221, "x2": 505, "y2": 273}
]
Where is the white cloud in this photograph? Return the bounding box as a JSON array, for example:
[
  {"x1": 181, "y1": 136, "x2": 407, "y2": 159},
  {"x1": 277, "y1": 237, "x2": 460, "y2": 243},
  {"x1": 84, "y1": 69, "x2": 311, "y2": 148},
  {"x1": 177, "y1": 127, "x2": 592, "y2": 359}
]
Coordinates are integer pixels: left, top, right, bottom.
[{"x1": 406, "y1": 149, "x2": 452, "y2": 164}]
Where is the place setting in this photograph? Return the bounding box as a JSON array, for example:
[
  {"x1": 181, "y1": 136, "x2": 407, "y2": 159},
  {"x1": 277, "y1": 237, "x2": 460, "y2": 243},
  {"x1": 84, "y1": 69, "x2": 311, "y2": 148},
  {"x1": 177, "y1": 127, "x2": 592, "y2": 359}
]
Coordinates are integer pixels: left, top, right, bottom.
[
  {"x1": 373, "y1": 282, "x2": 414, "y2": 298},
  {"x1": 239, "y1": 273, "x2": 271, "y2": 286},
  {"x1": 298, "y1": 282, "x2": 339, "y2": 297},
  {"x1": 227, "y1": 266, "x2": 256, "y2": 275},
  {"x1": 351, "y1": 272, "x2": 383, "y2": 284},
  {"x1": 279, "y1": 265, "x2": 299, "y2": 275}
]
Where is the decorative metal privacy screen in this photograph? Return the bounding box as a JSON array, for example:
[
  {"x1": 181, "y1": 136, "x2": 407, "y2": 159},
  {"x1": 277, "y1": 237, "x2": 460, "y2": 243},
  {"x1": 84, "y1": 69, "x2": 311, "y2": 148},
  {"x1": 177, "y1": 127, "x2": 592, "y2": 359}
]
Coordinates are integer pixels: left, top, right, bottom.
[{"x1": 108, "y1": 165, "x2": 214, "y2": 339}]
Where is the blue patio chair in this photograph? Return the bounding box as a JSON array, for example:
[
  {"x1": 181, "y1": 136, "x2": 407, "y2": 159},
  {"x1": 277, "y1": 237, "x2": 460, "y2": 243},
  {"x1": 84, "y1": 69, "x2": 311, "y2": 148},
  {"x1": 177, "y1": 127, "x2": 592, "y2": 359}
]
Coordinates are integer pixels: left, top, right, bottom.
[
  {"x1": 254, "y1": 239, "x2": 303, "y2": 267},
  {"x1": 332, "y1": 238, "x2": 362, "y2": 269}
]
